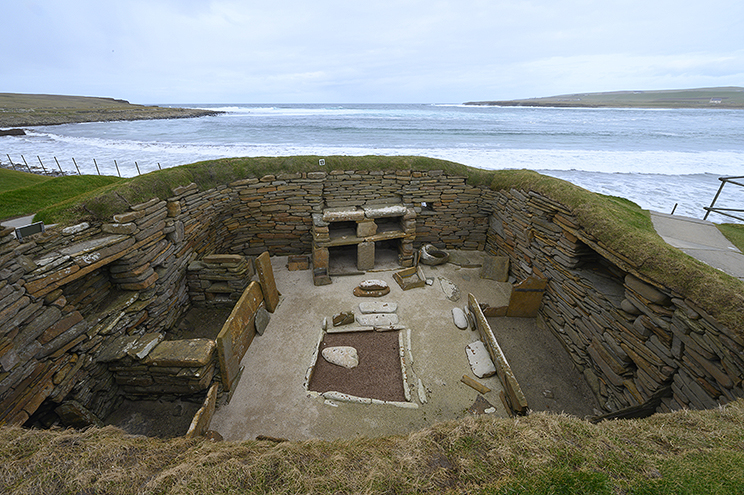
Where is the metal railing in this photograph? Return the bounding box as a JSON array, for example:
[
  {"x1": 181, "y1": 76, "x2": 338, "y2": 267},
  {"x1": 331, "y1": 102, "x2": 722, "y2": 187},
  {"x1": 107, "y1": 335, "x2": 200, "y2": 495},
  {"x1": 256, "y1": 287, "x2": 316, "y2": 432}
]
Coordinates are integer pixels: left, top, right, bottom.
[
  {"x1": 2, "y1": 154, "x2": 161, "y2": 177},
  {"x1": 703, "y1": 176, "x2": 744, "y2": 221}
]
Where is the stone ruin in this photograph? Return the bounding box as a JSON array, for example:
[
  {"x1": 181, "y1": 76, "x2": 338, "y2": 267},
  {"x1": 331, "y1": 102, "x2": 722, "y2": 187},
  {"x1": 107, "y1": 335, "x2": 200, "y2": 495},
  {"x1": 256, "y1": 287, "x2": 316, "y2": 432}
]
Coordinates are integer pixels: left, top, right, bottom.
[{"x1": 0, "y1": 167, "x2": 742, "y2": 436}]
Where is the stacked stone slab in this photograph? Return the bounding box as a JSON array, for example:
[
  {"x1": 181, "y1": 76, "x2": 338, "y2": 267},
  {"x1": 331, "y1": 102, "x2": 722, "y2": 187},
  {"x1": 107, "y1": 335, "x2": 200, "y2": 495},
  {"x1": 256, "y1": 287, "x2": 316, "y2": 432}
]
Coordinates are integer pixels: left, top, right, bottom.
[
  {"x1": 97, "y1": 334, "x2": 216, "y2": 399},
  {"x1": 311, "y1": 204, "x2": 416, "y2": 283},
  {"x1": 187, "y1": 254, "x2": 254, "y2": 307},
  {"x1": 487, "y1": 188, "x2": 744, "y2": 415}
]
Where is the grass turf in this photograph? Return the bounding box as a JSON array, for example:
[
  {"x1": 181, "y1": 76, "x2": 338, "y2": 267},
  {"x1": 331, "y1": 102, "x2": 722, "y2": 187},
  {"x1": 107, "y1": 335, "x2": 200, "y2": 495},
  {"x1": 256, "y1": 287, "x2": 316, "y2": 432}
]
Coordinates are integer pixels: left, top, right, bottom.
[
  {"x1": 0, "y1": 400, "x2": 742, "y2": 494},
  {"x1": 0, "y1": 168, "x2": 51, "y2": 194},
  {"x1": 0, "y1": 173, "x2": 124, "y2": 221}
]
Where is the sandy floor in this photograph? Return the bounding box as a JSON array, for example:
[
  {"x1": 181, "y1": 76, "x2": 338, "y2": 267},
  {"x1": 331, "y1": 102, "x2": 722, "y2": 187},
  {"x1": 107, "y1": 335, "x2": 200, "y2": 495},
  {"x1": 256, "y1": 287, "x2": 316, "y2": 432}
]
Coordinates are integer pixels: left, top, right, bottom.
[{"x1": 209, "y1": 254, "x2": 599, "y2": 442}]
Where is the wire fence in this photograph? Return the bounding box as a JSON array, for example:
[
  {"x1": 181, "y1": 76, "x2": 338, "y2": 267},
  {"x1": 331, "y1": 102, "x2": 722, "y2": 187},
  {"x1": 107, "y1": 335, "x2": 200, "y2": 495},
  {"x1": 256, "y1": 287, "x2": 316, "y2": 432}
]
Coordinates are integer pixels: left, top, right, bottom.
[{"x1": 1, "y1": 154, "x2": 162, "y2": 178}]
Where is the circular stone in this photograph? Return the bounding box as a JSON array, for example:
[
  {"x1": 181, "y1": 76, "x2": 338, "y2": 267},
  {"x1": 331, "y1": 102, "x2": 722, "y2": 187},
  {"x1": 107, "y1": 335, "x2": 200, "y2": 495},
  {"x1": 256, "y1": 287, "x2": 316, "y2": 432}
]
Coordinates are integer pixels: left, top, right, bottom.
[{"x1": 322, "y1": 346, "x2": 359, "y2": 369}]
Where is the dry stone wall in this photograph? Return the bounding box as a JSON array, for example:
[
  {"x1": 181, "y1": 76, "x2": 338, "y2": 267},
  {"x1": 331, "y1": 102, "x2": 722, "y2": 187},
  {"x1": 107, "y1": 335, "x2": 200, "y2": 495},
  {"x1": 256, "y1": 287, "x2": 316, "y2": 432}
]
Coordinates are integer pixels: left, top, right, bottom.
[
  {"x1": 0, "y1": 169, "x2": 492, "y2": 427},
  {"x1": 486, "y1": 188, "x2": 744, "y2": 415},
  {"x1": 2, "y1": 167, "x2": 739, "y2": 429}
]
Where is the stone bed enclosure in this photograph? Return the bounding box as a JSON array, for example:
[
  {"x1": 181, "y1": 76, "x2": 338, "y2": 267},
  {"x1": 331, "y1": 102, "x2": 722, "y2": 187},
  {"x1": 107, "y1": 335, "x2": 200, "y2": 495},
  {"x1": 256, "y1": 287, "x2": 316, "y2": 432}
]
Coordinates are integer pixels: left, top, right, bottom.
[{"x1": 0, "y1": 166, "x2": 742, "y2": 433}]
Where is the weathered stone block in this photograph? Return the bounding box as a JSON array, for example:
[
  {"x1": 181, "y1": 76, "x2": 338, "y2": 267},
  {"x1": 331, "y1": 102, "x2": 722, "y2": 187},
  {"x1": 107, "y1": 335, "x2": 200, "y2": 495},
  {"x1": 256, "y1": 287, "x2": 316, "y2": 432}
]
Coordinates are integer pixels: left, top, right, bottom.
[
  {"x1": 357, "y1": 241, "x2": 375, "y2": 271},
  {"x1": 144, "y1": 339, "x2": 216, "y2": 367}
]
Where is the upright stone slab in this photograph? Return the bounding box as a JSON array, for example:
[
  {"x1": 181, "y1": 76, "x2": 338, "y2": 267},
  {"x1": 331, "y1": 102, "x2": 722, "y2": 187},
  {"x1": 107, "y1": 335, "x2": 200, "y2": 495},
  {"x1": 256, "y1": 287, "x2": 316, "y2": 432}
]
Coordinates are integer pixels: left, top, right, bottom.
[
  {"x1": 255, "y1": 251, "x2": 279, "y2": 312},
  {"x1": 357, "y1": 241, "x2": 375, "y2": 271},
  {"x1": 506, "y1": 275, "x2": 547, "y2": 317},
  {"x1": 480, "y1": 255, "x2": 509, "y2": 282},
  {"x1": 216, "y1": 281, "x2": 264, "y2": 390}
]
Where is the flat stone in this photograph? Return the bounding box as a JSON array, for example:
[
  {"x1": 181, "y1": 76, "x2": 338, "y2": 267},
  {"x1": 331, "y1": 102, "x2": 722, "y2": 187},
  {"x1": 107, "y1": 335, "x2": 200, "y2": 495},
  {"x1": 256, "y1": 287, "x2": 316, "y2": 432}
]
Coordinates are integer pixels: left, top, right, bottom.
[
  {"x1": 625, "y1": 274, "x2": 670, "y2": 305},
  {"x1": 361, "y1": 204, "x2": 408, "y2": 218},
  {"x1": 102, "y1": 222, "x2": 137, "y2": 235},
  {"x1": 360, "y1": 279, "x2": 388, "y2": 291},
  {"x1": 353, "y1": 286, "x2": 390, "y2": 297},
  {"x1": 452, "y1": 308, "x2": 468, "y2": 329},
  {"x1": 356, "y1": 313, "x2": 399, "y2": 327},
  {"x1": 326, "y1": 325, "x2": 374, "y2": 334},
  {"x1": 465, "y1": 341, "x2": 496, "y2": 378},
  {"x1": 332, "y1": 311, "x2": 355, "y2": 327},
  {"x1": 322, "y1": 346, "x2": 359, "y2": 369},
  {"x1": 128, "y1": 332, "x2": 164, "y2": 360},
  {"x1": 621, "y1": 298, "x2": 642, "y2": 315},
  {"x1": 62, "y1": 222, "x2": 90, "y2": 235},
  {"x1": 255, "y1": 307, "x2": 271, "y2": 336},
  {"x1": 144, "y1": 339, "x2": 216, "y2": 367},
  {"x1": 359, "y1": 302, "x2": 398, "y2": 314},
  {"x1": 479, "y1": 255, "x2": 509, "y2": 281},
  {"x1": 322, "y1": 207, "x2": 364, "y2": 223},
  {"x1": 438, "y1": 277, "x2": 461, "y2": 301},
  {"x1": 203, "y1": 254, "x2": 244, "y2": 264}
]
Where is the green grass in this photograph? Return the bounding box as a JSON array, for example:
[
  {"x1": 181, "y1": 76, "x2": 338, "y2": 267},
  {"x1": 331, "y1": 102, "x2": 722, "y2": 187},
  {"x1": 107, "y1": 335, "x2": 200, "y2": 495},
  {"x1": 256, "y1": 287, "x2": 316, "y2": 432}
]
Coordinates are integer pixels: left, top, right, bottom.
[
  {"x1": 0, "y1": 400, "x2": 742, "y2": 494},
  {"x1": 717, "y1": 223, "x2": 744, "y2": 252},
  {"x1": 0, "y1": 174, "x2": 124, "y2": 221},
  {"x1": 0, "y1": 168, "x2": 51, "y2": 193}
]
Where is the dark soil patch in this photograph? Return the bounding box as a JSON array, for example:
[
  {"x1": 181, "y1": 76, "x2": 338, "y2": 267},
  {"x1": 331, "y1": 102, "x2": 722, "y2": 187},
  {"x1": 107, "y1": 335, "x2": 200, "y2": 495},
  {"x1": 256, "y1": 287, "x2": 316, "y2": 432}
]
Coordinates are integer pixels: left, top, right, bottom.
[
  {"x1": 308, "y1": 331, "x2": 405, "y2": 402},
  {"x1": 168, "y1": 307, "x2": 232, "y2": 340}
]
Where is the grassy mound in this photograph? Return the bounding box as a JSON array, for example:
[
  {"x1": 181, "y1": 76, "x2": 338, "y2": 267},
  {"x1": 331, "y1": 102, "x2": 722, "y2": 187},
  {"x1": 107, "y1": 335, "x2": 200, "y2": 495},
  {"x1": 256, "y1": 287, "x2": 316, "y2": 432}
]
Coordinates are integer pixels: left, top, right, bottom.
[
  {"x1": 0, "y1": 168, "x2": 51, "y2": 194},
  {"x1": 1, "y1": 400, "x2": 742, "y2": 494},
  {"x1": 0, "y1": 172, "x2": 124, "y2": 221}
]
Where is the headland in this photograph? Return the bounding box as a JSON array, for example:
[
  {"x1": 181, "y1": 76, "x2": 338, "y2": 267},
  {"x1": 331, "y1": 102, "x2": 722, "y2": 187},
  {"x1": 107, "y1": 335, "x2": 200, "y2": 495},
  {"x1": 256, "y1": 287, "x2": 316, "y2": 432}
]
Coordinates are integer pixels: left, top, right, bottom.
[
  {"x1": 465, "y1": 86, "x2": 744, "y2": 109},
  {"x1": 0, "y1": 93, "x2": 219, "y2": 127}
]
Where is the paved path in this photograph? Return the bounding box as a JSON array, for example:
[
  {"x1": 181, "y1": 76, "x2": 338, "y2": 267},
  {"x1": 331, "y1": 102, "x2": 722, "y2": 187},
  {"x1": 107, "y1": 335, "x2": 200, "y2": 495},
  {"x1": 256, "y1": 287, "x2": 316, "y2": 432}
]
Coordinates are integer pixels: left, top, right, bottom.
[{"x1": 650, "y1": 211, "x2": 744, "y2": 281}]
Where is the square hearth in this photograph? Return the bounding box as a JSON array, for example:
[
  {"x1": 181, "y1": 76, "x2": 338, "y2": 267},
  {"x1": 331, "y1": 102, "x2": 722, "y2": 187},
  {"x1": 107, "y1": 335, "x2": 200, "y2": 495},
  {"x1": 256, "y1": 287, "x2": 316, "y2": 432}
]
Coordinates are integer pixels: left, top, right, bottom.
[{"x1": 307, "y1": 331, "x2": 405, "y2": 403}]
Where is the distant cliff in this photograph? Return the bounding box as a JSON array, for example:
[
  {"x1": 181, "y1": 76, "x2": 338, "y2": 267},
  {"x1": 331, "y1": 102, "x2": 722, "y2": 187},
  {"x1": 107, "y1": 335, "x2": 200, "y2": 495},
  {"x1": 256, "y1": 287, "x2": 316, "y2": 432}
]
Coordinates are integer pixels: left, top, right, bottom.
[{"x1": 465, "y1": 86, "x2": 744, "y2": 109}]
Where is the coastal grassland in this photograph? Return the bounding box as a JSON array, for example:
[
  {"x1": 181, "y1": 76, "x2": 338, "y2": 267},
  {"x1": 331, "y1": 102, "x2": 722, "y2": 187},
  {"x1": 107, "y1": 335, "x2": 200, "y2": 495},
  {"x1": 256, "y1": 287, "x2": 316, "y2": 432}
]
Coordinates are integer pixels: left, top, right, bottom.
[
  {"x1": 0, "y1": 93, "x2": 217, "y2": 127},
  {"x1": 1, "y1": 401, "x2": 742, "y2": 494},
  {"x1": 0, "y1": 173, "x2": 124, "y2": 221},
  {"x1": 0, "y1": 168, "x2": 51, "y2": 193},
  {"x1": 489, "y1": 169, "x2": 744, "y2": 333},
  {"x1": 717, "y1": 223, "x2": 744, "y2": 252}
]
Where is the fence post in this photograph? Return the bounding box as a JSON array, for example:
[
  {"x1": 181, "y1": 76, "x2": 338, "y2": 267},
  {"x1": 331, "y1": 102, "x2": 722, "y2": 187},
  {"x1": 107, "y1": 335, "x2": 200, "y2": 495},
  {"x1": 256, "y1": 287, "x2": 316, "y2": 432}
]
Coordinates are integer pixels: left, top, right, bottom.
[
  {"x1": 114, "y1": 160, "x2": 121, "y2": 177},
  {"x1": 93, "y1": 158, "x2": 101, "y2": 175},
  {"x1": 53, "y1": 157, "x2": 64, "y2": 174},
  {"x1": 21, "y1": 155, "x2": 32, "y2": 173},
  {"x1": 134, "y1": 161, "x2": 141, "y2": 175},
  {"x1": 157, "y1": 163, "x2": 162, "y2": 170},
  {"x1": 37, "y1": 156, "x2": 47, "y2": 174},
  {"x1": 6, "y1": 154, "x2": 16, "y2": 171},
  {"x1": 72, "y1": 157, "x2": 81, "y2": 175}
]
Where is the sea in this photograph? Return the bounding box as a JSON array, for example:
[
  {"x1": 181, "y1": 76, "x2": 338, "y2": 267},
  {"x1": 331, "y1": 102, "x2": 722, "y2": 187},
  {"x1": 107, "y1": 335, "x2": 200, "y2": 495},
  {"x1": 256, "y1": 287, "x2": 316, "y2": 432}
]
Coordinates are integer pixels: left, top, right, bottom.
[{"x1": 3, "y1": 103, "x2": 744, "y2": 222}]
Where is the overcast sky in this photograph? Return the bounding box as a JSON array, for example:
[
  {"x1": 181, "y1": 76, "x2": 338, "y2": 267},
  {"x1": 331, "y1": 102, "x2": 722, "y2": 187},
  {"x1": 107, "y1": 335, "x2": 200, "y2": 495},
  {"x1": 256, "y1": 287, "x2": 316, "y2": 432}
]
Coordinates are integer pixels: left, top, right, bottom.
[{"x1": 3, "y1": 0, "x2": 743, "y2": 104}]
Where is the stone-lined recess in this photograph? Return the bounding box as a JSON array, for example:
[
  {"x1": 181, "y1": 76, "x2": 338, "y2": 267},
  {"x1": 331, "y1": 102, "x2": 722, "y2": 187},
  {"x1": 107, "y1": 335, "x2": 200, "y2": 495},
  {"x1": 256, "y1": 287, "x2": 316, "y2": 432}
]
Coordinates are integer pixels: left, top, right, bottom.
[{"x1": 487, "y1": 188, "x2": 744, "y2": 415}]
